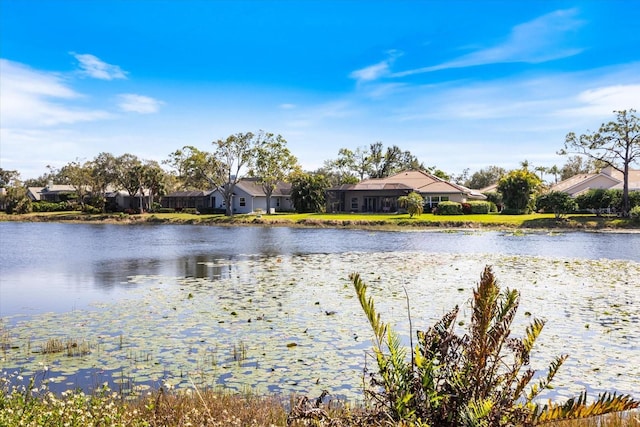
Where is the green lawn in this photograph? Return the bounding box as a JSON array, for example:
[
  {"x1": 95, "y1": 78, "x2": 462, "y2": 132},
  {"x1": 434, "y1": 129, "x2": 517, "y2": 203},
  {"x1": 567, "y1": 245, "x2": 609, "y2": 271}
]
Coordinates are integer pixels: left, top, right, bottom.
[{"x1": 2, "y1": 210, "x2": 637, "y2": 230}]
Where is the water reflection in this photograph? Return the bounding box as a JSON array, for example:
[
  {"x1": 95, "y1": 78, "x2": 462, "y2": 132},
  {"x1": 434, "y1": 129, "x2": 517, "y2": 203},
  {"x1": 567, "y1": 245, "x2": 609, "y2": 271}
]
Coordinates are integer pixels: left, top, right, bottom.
[{"x1": 1, "y1": 222, "x2": 639, "y2": 318}]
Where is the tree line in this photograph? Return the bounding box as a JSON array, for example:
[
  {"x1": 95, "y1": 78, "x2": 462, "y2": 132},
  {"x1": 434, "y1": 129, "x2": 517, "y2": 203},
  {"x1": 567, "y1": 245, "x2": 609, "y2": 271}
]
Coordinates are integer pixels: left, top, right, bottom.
[{"x1": 1, "y1": 109, "x2": 638, "y2": 216}]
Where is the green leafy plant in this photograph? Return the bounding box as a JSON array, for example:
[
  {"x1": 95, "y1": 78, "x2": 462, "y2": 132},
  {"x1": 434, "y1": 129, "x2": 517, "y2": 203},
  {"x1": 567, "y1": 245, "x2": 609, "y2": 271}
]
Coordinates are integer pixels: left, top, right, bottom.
[
  {"x1": 434, "y1": 201, "x2": 463, "y2": 215},
  {"x1": 536, "y1": 191, "x2": 578, "y2": 219},
  {"x1": 398, "y1": 192, "x2": 424, "y2": 218},
  {"x1": 352, "y1": 266, "x2": 639, "y2": 426}
]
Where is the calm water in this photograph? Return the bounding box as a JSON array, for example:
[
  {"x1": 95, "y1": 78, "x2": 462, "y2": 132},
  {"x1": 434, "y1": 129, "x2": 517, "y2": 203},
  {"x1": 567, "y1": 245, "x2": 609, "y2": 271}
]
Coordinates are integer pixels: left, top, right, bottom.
[
  {"x1": 1, "y1": 222, "x2": 639, "y2": 317},
  {"x1": 1, "y1": 222, "x2": 639, "y2": 400}
]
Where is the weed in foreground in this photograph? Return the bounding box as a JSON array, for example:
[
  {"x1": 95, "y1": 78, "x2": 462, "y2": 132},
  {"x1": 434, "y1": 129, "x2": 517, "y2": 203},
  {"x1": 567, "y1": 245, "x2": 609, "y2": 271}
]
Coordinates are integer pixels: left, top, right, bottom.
[{"x1": 351, "y1": 265, "x2": 640, "y2": 426}]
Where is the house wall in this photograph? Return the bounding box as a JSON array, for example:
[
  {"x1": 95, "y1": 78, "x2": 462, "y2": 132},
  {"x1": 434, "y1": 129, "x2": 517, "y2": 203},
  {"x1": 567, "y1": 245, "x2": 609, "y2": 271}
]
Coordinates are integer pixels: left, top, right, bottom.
[
  {"x1": 161, "y1": 196, "x2": 209, "y2": 209},
  {"x1": 210, "y1": 189, "x2": 292, "y2": 214},
  {"x1": 231, "y1": 194, "x2": 293, "y2": 214},
  {"x1": 341, "y1": 190, "x2": 466, "y2": 213}
]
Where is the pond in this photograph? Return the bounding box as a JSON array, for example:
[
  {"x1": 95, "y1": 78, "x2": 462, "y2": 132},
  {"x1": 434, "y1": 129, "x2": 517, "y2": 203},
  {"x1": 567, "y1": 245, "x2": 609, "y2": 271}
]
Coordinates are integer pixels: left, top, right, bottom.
[{"x1": 0, "y1": 222, "x2": 638, "y2": 402}]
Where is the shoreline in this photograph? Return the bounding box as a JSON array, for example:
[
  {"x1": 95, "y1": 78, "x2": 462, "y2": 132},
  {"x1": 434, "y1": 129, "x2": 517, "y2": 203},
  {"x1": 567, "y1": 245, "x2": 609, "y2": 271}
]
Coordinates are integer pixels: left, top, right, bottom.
[{"x1": 2, "y1": 211, "x2": 639, "y2": 233}]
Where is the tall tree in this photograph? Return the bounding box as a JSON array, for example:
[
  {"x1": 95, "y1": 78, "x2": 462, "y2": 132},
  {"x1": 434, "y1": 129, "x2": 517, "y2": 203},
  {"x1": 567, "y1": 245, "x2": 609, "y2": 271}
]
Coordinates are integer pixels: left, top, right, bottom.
[
  {"x1": 290, "y1": 171, "x2": 329, "y2": 213},
  {"x1": 546, "y1": 165, "x2": 561, "y2": 184},
  {"x1": 0, "y1": 168, "x2": 20, "y2": 188},
  {"x1": 140, "y1": 160, "x2": 167, "y2": 211},
  {"x1": 168, "y1": 132, "x2": 257, "y2": 216},
  {"x1": 252, "y1": 132, "x2": 299, "y2": 214},
  {"x1": 558, "y1": 155, "x2": 594, "y2": 181},
  {"x1": 323, "y1": 148, "x2": 359, "y2": 183},
  {"x1": 560, "y1": 109, "x2": 640, "y2": 216},
  {"x1": 464, "y1": 166, "x2": 506, "y2": 189},
  {"x1": 59, "y1": 160, "x2": 92, "y2": 209},
  {"x1": 115, "y1": 153, "x2": 143, "y2": 211},
  {"x1": 497, "y1": 169, "x2": 541, "y2": 214},
  {"x1": 22, "y1": 165, "x2": 60, "y2": 187},
  {"x1": 368, "y1": 142, "x2": 422, "y2": 178},
  {"x1": 87, "y1": 152, "x2": 117, "y2": 211}
]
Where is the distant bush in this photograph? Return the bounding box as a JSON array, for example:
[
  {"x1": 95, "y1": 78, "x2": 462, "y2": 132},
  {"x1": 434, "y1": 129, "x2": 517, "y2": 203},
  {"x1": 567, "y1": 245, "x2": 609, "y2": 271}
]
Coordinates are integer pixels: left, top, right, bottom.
[
  {"x1": 182, "y1": 208, "x2": 198, "y2": 214},
  {"x1": 629, "y1": 191, "x2": 640, "y2": 209},
  {"x1": 434, "y1": 201, "x2": 463, "y2": 215},
  {"x1": 467, "y1": 201, "x2": 491, "y2": 214},
  {"x1": 536, "y1": 191, "x2": 578, "y2": 219},
  {"x1": 32, "y1": 201, "x2": 74, "y2": 212},
  {"x1": 82, "y1": 205, "x2": 102, "y2": 214},
  {"x1": 197, "y1": 207, "x2": 226, "y2": 214},
  {"x1": 155, "y1": 207, "x2": 176, "y2": 213},
  {"x1": 630, "y1": 205, "x2": 640, "y2": 220}
]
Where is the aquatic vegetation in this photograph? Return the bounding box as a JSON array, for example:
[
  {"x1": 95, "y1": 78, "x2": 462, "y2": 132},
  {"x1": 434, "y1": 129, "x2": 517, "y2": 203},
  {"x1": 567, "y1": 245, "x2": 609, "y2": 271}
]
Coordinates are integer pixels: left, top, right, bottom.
[
  {"x1": 40, "y1": 338, "x2": 91, "y2": 357},
  {"x1": 352, "y1": 266, "x2": 640, "y2": 426},
  {"x1": 0, "y1": 252, "x2": 639, "y2": 404}
]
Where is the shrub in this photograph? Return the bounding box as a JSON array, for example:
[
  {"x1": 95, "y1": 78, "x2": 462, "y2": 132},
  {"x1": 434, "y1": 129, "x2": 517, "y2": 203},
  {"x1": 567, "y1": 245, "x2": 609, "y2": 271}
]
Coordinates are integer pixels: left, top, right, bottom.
[
  {"x1": 468, "y1": 201, "x2": 491, "y2": 214},
  {"x1": 32, "y1": 201, "x2": 68, "y2": 212},
  {"x1": 461, "y1": 202, "x2": 472, "y2": 214},
  {"x1": 630, "y1": 205, "x2": 640, "y2": 219},
  {"x1": 82, "y1": 205, "x2": 102, "y2": 214},
  {"x1": 352, "y1": 267, "x2": 640, "y2": 426},
  {"x1": 398, "y1": 192, "x2": 424, "y2": 218},
  {"x1": 536, "y1": 191, "x2": 578, "y2": 219},
  {"x1": 197, "y1": 207, "x2": 226, "y2": 214},
  {"x1": 154, "y1": 207, "x2": 176, "y2": 213},
  {"x1": 435, "y1": 201, "x2": 463, "y2": 215}
]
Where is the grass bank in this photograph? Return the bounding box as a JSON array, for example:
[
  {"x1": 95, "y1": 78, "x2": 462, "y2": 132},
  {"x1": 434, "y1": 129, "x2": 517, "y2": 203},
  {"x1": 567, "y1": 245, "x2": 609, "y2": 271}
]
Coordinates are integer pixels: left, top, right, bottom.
[
  {"x1": 2, "y1": 210, "x2": 639, "y2": 231},
  {"x1": 1, "y1": 381, "x2": 638, "y2": 427}
]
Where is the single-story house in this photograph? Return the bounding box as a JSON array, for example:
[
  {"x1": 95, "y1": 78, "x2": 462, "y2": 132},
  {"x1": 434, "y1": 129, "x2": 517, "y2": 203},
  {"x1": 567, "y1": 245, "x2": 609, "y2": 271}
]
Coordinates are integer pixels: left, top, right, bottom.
[
  {"x1": 105, "y1": 189, "x2": 151, "y2": 212},
  {"x1": 28, "y1": 184, "x2": 150, "y2": 211},
  {"x1": 27, "y1": 184, "x2": 77, "y2": 202},
  {"x1": 550, "y1": 166, "x2": 640, "y2": 196},
  {"x1": 161, "y1": 178, "x2": 293, "y2": 214},
  {"x1": 210, "y1": 178, "x2": 294, "y2": 214},
  {"x1": 160, "y1": 190, "x2": 214, "y2": 211},
  {"x1": 326, "y1": 169, "x2": 486, "y2": 213}
]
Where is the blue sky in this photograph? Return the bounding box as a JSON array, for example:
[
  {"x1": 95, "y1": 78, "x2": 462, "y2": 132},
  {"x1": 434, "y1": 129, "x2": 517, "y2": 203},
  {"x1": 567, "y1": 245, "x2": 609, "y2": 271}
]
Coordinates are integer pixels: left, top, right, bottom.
[{"x1": 1, "y1": 0, "x2": 639, "y2": 180}]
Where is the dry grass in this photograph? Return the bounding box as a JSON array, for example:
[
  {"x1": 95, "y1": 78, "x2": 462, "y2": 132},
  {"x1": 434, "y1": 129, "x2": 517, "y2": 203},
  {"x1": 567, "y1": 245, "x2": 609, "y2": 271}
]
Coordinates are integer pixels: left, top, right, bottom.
[
  {"x1": 41, "y1": 337, "x2": 91, "y2": 356},
  {"x1": 1, "y1": 370, "x2": 637, "y2": 427}
]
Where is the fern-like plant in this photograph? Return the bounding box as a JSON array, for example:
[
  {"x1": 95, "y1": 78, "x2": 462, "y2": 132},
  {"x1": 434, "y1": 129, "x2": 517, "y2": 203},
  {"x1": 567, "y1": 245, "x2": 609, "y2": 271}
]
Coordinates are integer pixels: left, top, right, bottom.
[{"x1": 351, "y1": 266, "x2": 639, "y2": 426}]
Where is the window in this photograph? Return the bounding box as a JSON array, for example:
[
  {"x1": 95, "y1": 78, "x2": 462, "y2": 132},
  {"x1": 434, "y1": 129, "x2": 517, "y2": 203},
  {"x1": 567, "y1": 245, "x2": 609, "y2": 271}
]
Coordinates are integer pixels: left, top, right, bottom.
[
  {"x1": 239, "y1": 197, "x2": 246, "y2": 207},
  {"x1": 350, "y1": 197, "x2": 358, "y2": 210},
  {"x1": 424, "y1": 195, "x2": 449, "y2": 208}
]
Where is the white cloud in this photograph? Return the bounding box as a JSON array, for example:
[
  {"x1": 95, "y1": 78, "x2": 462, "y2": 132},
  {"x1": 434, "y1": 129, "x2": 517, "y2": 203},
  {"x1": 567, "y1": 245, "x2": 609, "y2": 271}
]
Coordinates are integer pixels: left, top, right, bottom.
[
  {"x1": 0, "y1": 59, "x2": 112, "y2": 127},
  {"x1": 71, "y1": 52, "x2": 127, "y2": 80},
  {"x1": 279, "y1": 103, "x2": 296, "y2": 110},
  {"x1": 559, "y1": 84, "x2": 640, "y2": 117},
  {"x1": 349, "y1": 50, "x2": 402, "y2": 83},
  {"x1": 394, "y1": 8, "x2": 585, "y2": 76},
  {"x1": 118, "y1": 94, "x2": 163, "y2": 114}
]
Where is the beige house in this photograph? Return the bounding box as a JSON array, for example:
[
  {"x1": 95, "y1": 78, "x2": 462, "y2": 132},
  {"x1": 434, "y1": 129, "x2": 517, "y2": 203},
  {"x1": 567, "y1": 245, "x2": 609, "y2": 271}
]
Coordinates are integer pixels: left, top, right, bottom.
[
  {"x1": 326, "y1": 170, "x2": 486, "y2": 213},
  {"x1": 551, "y1": 166, "x2": 640, "y2": 196}
]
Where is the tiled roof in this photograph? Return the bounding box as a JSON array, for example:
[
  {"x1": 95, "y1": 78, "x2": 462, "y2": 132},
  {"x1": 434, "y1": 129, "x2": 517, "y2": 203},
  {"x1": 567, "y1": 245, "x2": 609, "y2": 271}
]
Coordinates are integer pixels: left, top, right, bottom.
[{"x1": 338, "y1": 170, "x2": 484, "y2": 197}]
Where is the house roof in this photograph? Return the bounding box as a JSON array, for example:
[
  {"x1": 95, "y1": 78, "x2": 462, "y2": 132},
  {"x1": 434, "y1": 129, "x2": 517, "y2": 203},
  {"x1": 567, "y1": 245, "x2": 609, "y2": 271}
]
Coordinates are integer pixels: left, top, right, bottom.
[
  {"x1": 27, "y1": 185, "x2": 76, "y2": 201},
  {"x1": 550, "y1": 167, "x2": 640, "y2": 195},
  {"x1": 163, "y1": 190, "x2": 213, "y2": 198},
  {"x1": 334, "y1": 170, "x2": 486, "y2": 198},
  {"x1": 234, "y1": 178, "x2": 292, "y2": 197}
]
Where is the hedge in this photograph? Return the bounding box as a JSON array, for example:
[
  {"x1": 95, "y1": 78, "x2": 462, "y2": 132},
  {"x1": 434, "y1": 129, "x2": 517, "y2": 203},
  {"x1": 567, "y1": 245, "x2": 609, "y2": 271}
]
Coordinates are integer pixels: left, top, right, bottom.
[{"x1": 435, "y1": 201, "x2": 463, "y2": 215}]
